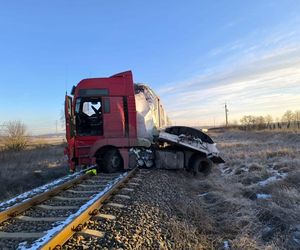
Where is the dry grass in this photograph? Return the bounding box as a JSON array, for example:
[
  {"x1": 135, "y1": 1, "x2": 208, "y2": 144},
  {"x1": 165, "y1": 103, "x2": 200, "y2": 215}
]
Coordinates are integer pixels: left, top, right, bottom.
[
  {"x1": 0, "y1": 141, "x2": 68, "y2": 201},
  {"x1": 168, "y1": 218, "x2": 213, "y2": 250},
  {"x1": 209, "y1": 130, "x2": 300, "y2": 249},
  {"x1": 161, "y1": 130, "x2": 300, "y2": 249}
]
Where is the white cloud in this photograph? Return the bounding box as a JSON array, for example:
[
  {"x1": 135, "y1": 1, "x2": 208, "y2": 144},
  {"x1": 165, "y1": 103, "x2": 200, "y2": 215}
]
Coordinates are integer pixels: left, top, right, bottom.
[{"x1": 159, "y1": 40, "x2": 300, "y2": 126}]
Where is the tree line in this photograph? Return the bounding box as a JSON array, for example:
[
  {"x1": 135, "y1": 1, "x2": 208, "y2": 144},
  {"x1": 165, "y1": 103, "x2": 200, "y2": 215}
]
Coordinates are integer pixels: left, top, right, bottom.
[{"x1": 239, "y1": 110, "x2": 300, "y2": 130}]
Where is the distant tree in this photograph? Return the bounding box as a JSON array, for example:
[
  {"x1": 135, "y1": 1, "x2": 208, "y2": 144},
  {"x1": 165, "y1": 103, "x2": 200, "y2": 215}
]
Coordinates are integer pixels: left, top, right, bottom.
[
  {"x1": 282, "y1": 110, "x2": 295, "y2": 123},
  {"x1": 240, "y1": 115, "x2": 256, "y2": 130},
  {"x1": 255, "y1": 116, "x2": 265, "y2": 124},
  {"x1": 264, "y1": 114, "x2": 273, "y2": 129},
  {"x1": 254, "y1": 116, "x2": 265, "y2": 129},
  {"x1": 3, "y1": 120, "x2": 28, "y2": 151},
  {"x1": 240, "y1": 115, "x2": 254, "y2": 126},
  {"x1": 294, "y1": 110, "x2": 300, "y2": 121},
  {"x1": 294, "y1": 110, "x2": 300, "y2": 129},
  {"x1": 264, "y1": 114, "x2": 273, "y2": 124},
  {"x1": 240, "y1": 115, "x2": 270, "y2": 130}
]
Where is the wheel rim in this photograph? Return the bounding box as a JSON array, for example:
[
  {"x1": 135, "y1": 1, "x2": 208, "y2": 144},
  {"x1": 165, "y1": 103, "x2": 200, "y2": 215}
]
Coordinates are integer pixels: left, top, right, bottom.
[{"x1": 111, "y1": 154, "x2": 121, "y2": 169}]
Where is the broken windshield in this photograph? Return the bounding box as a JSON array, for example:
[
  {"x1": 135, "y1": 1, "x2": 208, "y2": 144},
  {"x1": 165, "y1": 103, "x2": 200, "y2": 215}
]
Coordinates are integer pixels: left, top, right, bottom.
[{"x1": 75, "y1": 97, "x2": 103, "y2": 136}]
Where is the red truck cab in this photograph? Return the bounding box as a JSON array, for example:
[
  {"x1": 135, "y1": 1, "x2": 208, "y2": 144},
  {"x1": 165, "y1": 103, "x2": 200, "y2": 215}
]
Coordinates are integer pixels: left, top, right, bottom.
[{"x1": 65, "y1": 71, "x2": 138, "y2": 172}]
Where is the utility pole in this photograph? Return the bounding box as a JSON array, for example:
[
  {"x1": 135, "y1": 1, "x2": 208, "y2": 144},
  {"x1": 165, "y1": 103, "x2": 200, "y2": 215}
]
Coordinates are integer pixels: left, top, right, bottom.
[{"x1": 225, "y1": 103, "x2": 229, "y2": 127}]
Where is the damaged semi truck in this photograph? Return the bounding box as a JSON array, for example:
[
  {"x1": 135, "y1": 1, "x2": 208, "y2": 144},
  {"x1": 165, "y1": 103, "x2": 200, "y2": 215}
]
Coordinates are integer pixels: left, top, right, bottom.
[{"x1": 64, "y1": 71, "x2": 224, "y2": 174}]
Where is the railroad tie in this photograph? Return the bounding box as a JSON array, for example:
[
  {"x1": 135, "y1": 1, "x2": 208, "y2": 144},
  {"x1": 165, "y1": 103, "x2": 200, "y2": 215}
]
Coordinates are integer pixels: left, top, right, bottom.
[
  {"x1": 131, "y1": 177, "x2": 143, "y2": 182},
  {"x1": 83, "y1": 179, "x2": 111, "y2": 185},
  {"x1": 16, "y1": 215, "x2": 67, "y2": 222},
  {"x1": 0, "y1": 231, "x2": 44, "y2": 239},
  {"x1": 127, "y1": 182, "x2": 140, "y2": 186},
  {"x1": 78, "y1": 229, "x2": 105, "y2": 238},
  {"x1": 78, "y1": 184, "x2": 105, "y2": 188},
  {"x1": 114, "y1": 194, "x2": 131, "y2": 199},
  {"x1": 36, "y1": 204, "x2": 79, "y2": 210},
  {"x1": 99, "y1": 173, "x2": 121, "y2": 178},
  {"x1": 106, "y1": 202, "x2": 125, "y2": 208},
  {"x1": 91, "y1": 178, "x2": 114, "y2": 181},
  {"x1": 121, "y1": 188, "x2": 134, "y2": 192},
  {"x1": 93, "y1": 213, "x2": 116, "y2": 220},
  {"x1": 85, "y1": 179, "x2": 109, "y2": 183},
  {"x1": 66, "y1": 190, "x2": 97, "y2": 194},
  {"x1": 53, "y1": 196, "x2": 90, "y2": 201}
]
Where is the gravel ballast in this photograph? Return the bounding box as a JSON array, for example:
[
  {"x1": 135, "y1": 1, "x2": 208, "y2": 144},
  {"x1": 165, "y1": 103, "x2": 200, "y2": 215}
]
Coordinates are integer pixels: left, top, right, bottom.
[{"x1": 64, "y1": 169, "x2": 213, "y2": 249}]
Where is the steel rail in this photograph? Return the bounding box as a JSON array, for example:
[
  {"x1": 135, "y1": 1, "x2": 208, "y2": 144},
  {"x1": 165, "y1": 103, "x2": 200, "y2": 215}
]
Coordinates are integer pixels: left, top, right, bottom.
[
  {"x1": 0, "y1": 173, "x2": 92, "y2": 224},
  {"x1": 40, "y1": 167, "x2": 138, "y2": 250}
]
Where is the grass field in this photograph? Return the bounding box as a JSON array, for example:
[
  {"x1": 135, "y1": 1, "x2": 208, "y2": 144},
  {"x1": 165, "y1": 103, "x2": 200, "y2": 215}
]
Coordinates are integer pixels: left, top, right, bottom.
[
  {"x1": 144, "y1": 130, "x2": 300, "y2": 249},
  {"x1": 0, "y1": 136, "x2": 68, "y2": 201},
  {"x1": 193, "y1": 130, "x2": 300, "y2": 249}
]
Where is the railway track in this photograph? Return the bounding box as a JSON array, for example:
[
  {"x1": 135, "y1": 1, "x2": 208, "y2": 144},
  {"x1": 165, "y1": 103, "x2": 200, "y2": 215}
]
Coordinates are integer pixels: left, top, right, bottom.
[{"x1": 0, "y1": 167, "x2": 141, "y2": 249}]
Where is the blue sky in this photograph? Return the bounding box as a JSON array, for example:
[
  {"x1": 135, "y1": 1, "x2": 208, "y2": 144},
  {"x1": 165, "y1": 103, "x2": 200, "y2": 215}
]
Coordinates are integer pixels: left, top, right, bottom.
[{"x1": 0, "y1": 1, "x2": 300, "y2": 134}]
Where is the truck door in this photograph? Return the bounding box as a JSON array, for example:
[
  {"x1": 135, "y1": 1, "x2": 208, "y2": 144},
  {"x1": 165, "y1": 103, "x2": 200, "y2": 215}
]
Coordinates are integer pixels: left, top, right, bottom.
[
  {"x1": 103, "y1": 96, "x2": 126, "y2": 138},
  {"x1": 65, "y1": 95, "x2": 74, "y2": 141}
]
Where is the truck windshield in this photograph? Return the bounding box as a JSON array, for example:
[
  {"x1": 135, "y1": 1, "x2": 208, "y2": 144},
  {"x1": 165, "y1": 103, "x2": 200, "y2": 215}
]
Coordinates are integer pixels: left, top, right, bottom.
[{"x1": 75, "y1": 97, "x2": 103, "y2": 136}]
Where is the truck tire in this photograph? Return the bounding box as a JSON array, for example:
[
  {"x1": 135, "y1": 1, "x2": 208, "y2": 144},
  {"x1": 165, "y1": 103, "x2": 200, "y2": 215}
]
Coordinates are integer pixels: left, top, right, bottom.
[
  {"x1": 191, "y1": 156, "x2": 212, "y2": 176},
  {"x1": 101, "y1": 149, "x2": 123, "y2": 173}
]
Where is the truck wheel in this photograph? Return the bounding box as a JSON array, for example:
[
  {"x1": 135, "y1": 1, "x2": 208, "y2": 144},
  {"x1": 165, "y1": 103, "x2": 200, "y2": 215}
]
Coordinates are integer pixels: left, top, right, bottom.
[
  {"x1": 191, "y1": 156, "x2": 212, "y2": 176},
  {"x1": 101, "y1": 149, "x2": 123, "y2": 173}
]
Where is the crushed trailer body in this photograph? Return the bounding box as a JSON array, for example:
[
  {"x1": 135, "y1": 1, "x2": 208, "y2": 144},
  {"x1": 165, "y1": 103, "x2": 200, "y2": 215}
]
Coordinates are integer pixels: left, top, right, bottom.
[
  {"x1": 158, "y1": 126, "x2": 225, "y2": 164},
  {"x1": 158, "y1": 131, "x2": 224, "y2": 164}
]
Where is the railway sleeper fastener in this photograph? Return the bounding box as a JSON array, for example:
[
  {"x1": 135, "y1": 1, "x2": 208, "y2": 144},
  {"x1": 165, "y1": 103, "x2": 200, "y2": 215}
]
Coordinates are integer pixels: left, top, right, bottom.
[
  {"x1": 89, "y1": 209, "x2": 99, "y2": 216},
  {"x1": 72, "y1": 223, "x2": 86, "y2": 232},
  {"x1": 8, "y1": 212, "x2": 18, "y2": 218}
]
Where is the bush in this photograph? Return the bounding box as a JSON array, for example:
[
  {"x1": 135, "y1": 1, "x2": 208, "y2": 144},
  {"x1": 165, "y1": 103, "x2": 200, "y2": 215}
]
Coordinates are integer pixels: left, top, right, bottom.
[{"x1": 3, "y1": 120, "x2": 28, "y2": 151}]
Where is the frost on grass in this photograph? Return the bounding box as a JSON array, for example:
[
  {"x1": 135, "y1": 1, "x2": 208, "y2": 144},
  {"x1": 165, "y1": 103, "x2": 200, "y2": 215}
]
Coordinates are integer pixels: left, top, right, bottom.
[
  {"x1": 201, "y1": 130, "x2": 300, "y2": 249},
  {"x1": 0, "y1": 144, "x2": 68, "y2": 201},
  {"x1": 256, "y1": 194, "x2": 272, "y2": 199}
]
